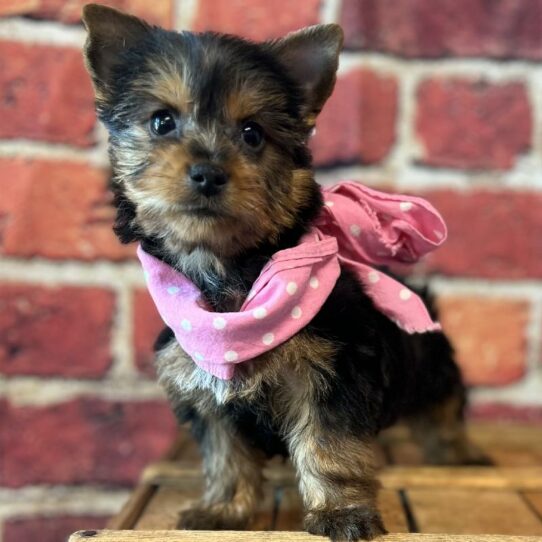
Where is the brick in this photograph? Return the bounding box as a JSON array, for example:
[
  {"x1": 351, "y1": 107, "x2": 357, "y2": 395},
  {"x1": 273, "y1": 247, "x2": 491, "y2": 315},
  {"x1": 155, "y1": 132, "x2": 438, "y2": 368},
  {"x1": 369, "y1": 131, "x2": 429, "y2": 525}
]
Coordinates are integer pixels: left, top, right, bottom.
[
  {"x1": 341, "y1": 0, "x2": 542, "y2": 61},
  {"x1": 3, "y1": 515, "x2": 109, "y2": 542},
  {"x1": 0, "y1": 158, "x2": 134, "y2": 260},
  {"x1": 0, "y1": 0, "x2": 173, "y2": 27},
  {"x1": 415, "y1": 79, "x2": 532, "y2": 170},
  {"x1": 437, "y1": 297, "x2": 529, "y2": 386},
  {"x1": 0, "y1": 285, "x2": 114, "y2": 378},
  {"x1": 0, "y1": 42, "x2": 96, "y2": 147},
  {"x1": 133, "y1": 289, "x2": 165, "y2": 378},
  {"x1": 0, "y1": 398, "x2": 177, "y2": 487},
  {"x1": 311, "y1": 69, "x2": 398, "y2": 166},
  {"x1": 422, "y1": 190, "x2": 542, "y2": 279},
  {"x1": 193, "y1": 0, "x2": 320, "y2": 40},
  {"x1": 469, "y1": 403, "x2": 542, "y2": 424}
]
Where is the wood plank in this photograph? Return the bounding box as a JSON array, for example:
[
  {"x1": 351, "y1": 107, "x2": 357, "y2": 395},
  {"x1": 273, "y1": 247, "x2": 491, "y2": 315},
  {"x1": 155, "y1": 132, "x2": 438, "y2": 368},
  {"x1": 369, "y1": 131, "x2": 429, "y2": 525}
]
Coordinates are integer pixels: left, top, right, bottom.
[
  {"x1": 379, "y1": 422, "x2": 542, "y2": 467},
  {"x1": 142, "y1": 461, "x2": 542, "y2": 491},
  {"x1": 408, "y1": 489, "x2": 542, "y2": 535},
  {"x1": 68, "y1": 530, "x2": 542, "y2": 541},
  {"x1": 381, "y1": 467, "x2": 542, "y2": 491},
  {"x1": 468, "y1": 424, "x2": 542, "y2": 467},
  {"x1": 141, "y1": 461, "x2": 295, "y2": 488},
  {"x1": 379, "y1": 425, "x2": 425, "y2": 466},
  {"x1": 165, "y1": 423, "x2": 542, "y2": 468},
  {"x1": 107, "y1": 484, "x2": 157, "y2": 529},
  {"x1": 270, "y1": 488, "x2": 410, "y2": 532},
  {"x1": 134, "y1": 485, "x2": 409, "y2": 534},
  {"x1": 273, "y1": 488, "x2": 303, "y2": 531},
  {"x1": 135, "y1": 481, "x2": 276, "y2": 531},
  {"x1": 523, "y1": 492, "x2": 542, "y2": 522},
  {"x1": 170, "y1": 433, "x2": 200, "y2": 462},
  {"x1": 135, "y1": 486, "x2": 202, "y2": 530},
  {"x1": 379, "y1": 490, "x2": 410, "y2": 533}
]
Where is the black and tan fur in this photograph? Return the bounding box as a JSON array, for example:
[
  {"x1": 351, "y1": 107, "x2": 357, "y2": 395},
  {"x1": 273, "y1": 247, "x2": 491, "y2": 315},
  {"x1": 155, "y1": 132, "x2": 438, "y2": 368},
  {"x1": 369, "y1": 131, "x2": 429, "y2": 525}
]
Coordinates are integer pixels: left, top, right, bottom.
[{"x1": 82, "y1": 5, "x2": 489, "y2": 540}]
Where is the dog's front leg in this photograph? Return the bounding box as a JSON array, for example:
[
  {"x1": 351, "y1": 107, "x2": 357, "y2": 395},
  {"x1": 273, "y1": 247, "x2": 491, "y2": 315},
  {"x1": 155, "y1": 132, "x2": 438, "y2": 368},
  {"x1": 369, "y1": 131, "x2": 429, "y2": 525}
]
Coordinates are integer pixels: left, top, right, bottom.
[
  {"x1": 285, "y1": 405, "x2": 386, "y2": 541},
  {"x1": 177, "y1": 413, "x2": 264, "y2": 530}
]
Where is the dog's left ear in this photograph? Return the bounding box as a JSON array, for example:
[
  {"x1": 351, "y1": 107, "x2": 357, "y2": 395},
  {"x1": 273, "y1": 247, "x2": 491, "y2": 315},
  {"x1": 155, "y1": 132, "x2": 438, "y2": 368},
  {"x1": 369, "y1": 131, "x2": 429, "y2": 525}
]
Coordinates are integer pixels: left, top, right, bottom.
[{"x1": 268, "y1": 24, "x2": 343, "y2": 125}]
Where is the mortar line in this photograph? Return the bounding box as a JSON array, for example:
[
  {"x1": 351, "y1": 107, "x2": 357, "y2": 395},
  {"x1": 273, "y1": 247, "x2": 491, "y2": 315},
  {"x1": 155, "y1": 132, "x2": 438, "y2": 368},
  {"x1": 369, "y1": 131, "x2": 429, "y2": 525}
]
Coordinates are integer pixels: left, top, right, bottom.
[
  {"x1": 0, "y1": 18, "x2": 86, "y2": 46},
  {"x1": 0, "y1": 140, "x2": 109, "y2": 166},
  {"x1": 526, "y1": 298, "x2": 542, "y2": 377},
  {"x1": 0, "y1": 258, "x2": 146, "y2": 287},
  {"x1": 387, "y1": 67, "x2": 419, "y2": 181},
  {"x1": 176, "y1": 0, "x2": 199, "y2": 30},
  {"x1": 0, "y1": 486, "x2": 130, "y2": 519},
  {"x1": 527, "y1": 67, "x2": 542, "y2": 156},
  {"x1": 428, "y1": 278, "x2": 542, "y2": 299},
  {"x1": 339, "y1": 51, "x2": 542, "y2": 79},
  {"x1": 1, "y1": 256, "x2": 542, "y2": 296},
  {"x1": 1, "y1": 376, "x2": 165, "y2": 407},
  {"x1": 1, "y1": 141, "x2": 540, "y2": 190},
  {"x1": 320, "y1": 0, "x2": 342, "y2": 24},
  {"x1": 107, "y1": 282, "x2": 137, "y2": 379}
]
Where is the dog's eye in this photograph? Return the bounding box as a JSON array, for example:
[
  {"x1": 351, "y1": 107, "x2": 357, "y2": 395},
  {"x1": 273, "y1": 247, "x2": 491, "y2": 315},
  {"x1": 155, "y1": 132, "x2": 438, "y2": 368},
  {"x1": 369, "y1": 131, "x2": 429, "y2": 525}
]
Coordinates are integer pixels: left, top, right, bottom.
[
  {"x1": 241, "y1": 121, "x2": 264, "y2": 149},
  {"x1": 150, "y1": 110, "x2": 177, "y2": 136}
]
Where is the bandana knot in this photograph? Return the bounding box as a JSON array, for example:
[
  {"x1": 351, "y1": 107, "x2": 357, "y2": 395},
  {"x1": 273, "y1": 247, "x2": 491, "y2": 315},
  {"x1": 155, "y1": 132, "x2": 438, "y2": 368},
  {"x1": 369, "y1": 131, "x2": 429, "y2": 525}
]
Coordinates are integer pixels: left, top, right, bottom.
[{"x1": 138, "y1": 182, "x2": 447, "y2": 380}]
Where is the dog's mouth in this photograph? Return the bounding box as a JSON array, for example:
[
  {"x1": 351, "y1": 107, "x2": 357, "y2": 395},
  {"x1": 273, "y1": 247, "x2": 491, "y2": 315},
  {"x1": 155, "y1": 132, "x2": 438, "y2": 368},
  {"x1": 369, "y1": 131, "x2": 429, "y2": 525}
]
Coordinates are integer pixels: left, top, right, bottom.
[
  {"x1": 176, "y1": 203, "x2": 227, "y2": 219},
  {"x1": 186, "y1": 207, "x2": 222, "y2": 218}
]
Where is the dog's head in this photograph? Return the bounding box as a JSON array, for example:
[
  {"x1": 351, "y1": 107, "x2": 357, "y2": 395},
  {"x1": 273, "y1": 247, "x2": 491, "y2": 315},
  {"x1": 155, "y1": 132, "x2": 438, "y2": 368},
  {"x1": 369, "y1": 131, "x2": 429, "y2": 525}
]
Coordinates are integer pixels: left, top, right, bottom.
[{"x1": 82, "y1": 4, "x2": 343, "y2": 259}]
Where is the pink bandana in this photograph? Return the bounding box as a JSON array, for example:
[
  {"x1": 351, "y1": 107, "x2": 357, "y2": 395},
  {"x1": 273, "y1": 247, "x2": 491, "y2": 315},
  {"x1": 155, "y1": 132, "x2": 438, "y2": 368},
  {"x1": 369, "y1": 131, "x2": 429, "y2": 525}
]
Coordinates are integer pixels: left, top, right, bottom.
[{"x1": 138, "y1": 182, "x2": 447, "y2": 380}]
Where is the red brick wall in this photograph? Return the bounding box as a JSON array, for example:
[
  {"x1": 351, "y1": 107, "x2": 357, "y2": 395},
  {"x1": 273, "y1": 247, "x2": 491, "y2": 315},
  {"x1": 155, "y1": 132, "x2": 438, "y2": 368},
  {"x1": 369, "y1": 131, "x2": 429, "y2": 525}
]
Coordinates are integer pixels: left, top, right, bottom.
[{"x1": 1, "y1": 0, "x2": 541, "y2": 539}]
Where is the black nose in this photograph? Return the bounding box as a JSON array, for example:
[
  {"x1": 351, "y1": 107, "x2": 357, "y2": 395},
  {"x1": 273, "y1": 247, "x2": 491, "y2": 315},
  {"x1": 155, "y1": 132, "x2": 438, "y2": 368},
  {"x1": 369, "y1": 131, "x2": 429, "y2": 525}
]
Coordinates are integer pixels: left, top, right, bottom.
[{"x1": 189, "y1": 163, "x2": 228, "y2": 197}]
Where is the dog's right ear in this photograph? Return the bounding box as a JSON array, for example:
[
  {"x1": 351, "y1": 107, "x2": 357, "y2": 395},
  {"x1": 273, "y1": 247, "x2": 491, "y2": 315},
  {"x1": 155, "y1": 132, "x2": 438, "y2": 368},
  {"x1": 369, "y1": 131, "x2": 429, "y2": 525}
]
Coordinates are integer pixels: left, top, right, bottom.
[{"x1": 82, "y1": 4, "x2": 150, "y2": 95}]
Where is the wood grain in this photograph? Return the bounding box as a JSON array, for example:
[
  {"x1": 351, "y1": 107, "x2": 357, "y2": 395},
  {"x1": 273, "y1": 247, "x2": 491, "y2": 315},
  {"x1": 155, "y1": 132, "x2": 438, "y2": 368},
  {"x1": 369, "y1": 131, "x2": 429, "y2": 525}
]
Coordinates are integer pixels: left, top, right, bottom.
[
  {"x1": 135, "y1": 486, "x2": 202, "y2": 530},
  {"x1": 273, "y1": 488, "x2": 303, "y2": 531},
  {"x1": 107, "y1": 484, "x2": 157, "y2": 530},
  {"x1": 379, "y1": 490, "x2": 410, "y2": 533},
  {"x1": 467, "y1": 424, "x2": 542, "y2": 467},
  {"x1": 141, "y1": 462, "x2": 542, "y2": 491},
  {"x1": 524, "y1": 493, "x2": 542, "y2": 521},
  {"x1": 98, "y1": 422, "x2": 542, "y2": 540},
  {"x1": 68, "y1": 530, "x2": 542, "y2": 541},
  {"x1": 408, "y1": 489, "x2": 542, "y2": 535},
  {"x1": 380, "y1": 467, "x2": 542, "y2": 491}
]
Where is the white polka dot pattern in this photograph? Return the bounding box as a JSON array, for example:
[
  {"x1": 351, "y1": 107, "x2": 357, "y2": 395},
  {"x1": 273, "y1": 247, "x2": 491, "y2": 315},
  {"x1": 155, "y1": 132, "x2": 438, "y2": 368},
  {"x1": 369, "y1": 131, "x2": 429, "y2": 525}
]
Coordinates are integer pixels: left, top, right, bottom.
[
  {"x1": 286, "y1": 281, "x2": 298, "y2": 295},
  {"x1": 213, "y1": 317, "x2": 227, "y2": 330},
  {"x1": 399, "y1": 288, "x2": 412, "y2": 300},
  {"x1": 137, "y1": 179, "x2": 446, "y2": 381},
  {"x1": 224, "y1": 350, "x2": 238, "y2": 362},
  {"x1": 253, "y1": 307, "x2": 267, "y2": 319}
]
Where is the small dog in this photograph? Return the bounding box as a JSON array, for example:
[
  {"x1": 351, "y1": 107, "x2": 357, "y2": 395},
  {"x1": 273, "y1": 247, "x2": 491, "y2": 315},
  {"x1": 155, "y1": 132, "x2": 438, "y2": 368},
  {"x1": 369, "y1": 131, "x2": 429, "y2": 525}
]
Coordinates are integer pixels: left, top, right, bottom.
[{"x1": 82, "y1": 5, "x2": 488, "y2": 540}]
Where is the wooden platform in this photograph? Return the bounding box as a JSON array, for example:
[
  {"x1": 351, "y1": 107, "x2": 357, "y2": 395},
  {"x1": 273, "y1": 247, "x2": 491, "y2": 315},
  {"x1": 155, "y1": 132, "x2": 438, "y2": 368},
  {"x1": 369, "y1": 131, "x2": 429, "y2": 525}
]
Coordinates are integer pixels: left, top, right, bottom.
[{"x1": 69, "y1": 422, "x2": 542, "y2": 541}]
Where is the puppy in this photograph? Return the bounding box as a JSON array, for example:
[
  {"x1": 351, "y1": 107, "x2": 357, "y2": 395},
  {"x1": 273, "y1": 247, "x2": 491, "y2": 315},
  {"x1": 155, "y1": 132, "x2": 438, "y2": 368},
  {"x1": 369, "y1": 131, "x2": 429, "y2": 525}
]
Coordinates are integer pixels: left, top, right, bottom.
[{"x1": 82, "y1": 5, "x2": 488, "y2": 540}]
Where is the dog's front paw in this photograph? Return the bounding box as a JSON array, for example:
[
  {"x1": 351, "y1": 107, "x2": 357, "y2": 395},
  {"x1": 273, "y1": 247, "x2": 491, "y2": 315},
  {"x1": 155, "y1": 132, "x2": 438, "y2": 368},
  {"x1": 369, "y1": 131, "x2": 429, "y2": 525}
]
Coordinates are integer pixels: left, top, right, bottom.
[
  {"x1": 177, "y1": 504, "x2": 250, "y2": 531},
  {"x1": 304, "y1": 505, "x2": 387, "y2": 541}
]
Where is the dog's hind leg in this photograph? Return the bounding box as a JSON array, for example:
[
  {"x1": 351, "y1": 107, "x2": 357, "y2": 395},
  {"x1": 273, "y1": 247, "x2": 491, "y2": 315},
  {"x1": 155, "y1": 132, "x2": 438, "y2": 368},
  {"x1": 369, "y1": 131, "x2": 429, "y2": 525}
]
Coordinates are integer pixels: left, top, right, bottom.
[{"x1": 405, "y1": 387, "x2": 492, "y2": 466}]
